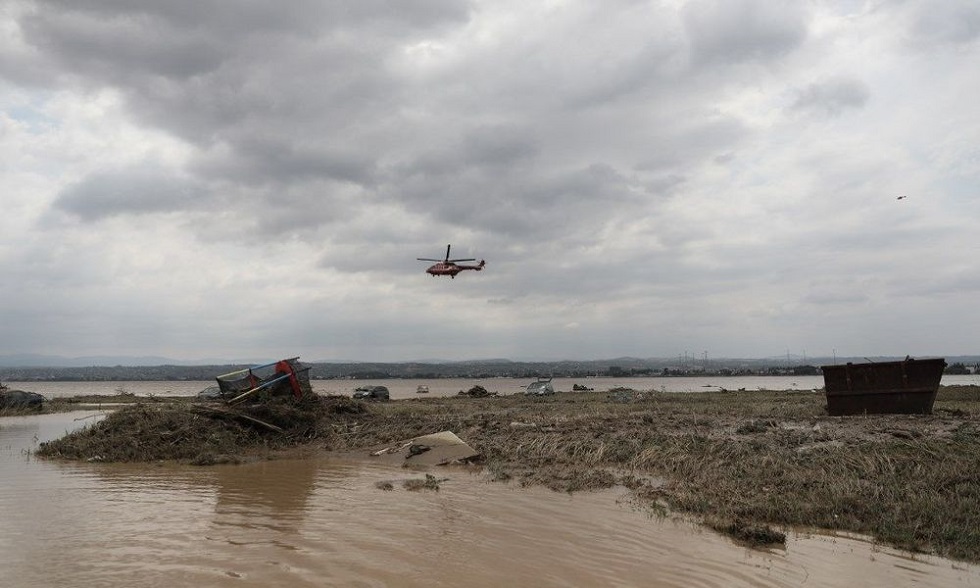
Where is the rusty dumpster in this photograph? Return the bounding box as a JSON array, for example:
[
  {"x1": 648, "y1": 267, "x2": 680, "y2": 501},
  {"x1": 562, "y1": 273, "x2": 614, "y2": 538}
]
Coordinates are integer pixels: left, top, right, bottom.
[{"x1": 821, "y1": 357, "x2": 946, "y2": 416}]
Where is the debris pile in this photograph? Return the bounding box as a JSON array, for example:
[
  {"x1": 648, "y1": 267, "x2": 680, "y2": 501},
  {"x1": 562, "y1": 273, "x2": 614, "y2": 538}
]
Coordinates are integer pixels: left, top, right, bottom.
[
  {"x1": 37, "y1": 393, "x2": 362, "y2": 464},
  {"x1": 458, "y1": 385, "x2": 496, "y2": 398},
  {"x1": 356, "y1": 431, "x2": 481, "y2": 466},
  {"x1": 210, "y1": 358, "x2": 313, "y2": 403}
]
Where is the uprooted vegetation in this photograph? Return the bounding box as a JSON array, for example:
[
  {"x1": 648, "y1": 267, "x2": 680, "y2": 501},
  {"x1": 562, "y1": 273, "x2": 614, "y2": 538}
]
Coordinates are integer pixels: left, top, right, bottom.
[
  {"x1": 37, "y1": 394, "x2": 366, "y2": 464},
  {"x1": 35, "y1": 385, "x2": 980, "y2": 562}
]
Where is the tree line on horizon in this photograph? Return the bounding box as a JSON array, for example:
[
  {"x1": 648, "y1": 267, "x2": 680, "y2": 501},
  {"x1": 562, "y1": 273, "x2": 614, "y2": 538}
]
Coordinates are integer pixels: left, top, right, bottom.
[{"x1": 2, "y1": 358, "x2": 976, "y2": 382}]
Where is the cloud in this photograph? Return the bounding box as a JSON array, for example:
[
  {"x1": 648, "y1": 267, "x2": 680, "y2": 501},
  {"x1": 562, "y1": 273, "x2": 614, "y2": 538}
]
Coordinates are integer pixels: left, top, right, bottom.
[
  {"x1": 20, "y1": 7, "x2": 226, "y2": 82},
  {"x1": 790, "y1": 77, "x2": 870, "y2": 117},
  {"x1": 0, "y1": 1, "x2": 978, "y2": 361},
  {"x1": 52, "y1": 165, "x2": 205, "y2": 221},
  {"x1": 193, "y1": 137, "x2": 381, "y2": 186},
  {"x1": 904, "y1": 0, "x2": 980, "y2": 47},
  {"x1": 682, "y1": 0, "x2": 808, "y2": 66}
]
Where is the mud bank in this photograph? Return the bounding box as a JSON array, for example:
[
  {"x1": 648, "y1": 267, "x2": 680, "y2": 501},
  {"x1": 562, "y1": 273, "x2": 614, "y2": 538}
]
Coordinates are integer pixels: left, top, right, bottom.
[{"x1": 35, "y1": 385, "x2": 980, "y2": 562}]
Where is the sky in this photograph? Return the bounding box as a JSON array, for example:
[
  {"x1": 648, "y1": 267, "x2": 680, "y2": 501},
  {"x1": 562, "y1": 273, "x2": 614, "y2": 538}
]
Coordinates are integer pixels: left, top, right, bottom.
[{"x1": 1, "y1": 0, "x2": 978, "y2": 363}]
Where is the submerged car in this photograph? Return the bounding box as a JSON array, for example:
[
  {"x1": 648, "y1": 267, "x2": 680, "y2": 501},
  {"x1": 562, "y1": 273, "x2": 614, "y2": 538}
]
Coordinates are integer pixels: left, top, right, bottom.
[
  {"x1": 0, "y1": 389, "x2": 46, "y2": 410},
  {"x1": 196, "y1": 385, "x2": 223, "y2": 400},
  {"x1": 524, "y1": 378, "x2": 555, "y2": 396},
  {"x1": 353, "y1": 385, "x2": 390, "y2": 401}
]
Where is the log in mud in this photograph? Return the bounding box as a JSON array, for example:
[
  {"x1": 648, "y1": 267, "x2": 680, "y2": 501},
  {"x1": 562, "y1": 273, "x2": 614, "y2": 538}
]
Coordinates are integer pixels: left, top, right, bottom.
[{"x1": 35, "y1": 385, "x2": 980, "y2": 562}]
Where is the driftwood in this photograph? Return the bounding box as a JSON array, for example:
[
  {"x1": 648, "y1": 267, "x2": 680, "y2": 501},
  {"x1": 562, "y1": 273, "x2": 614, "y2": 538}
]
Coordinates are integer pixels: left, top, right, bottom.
[{"x1": 191, "y1": 405, "x2": 285, "y2": 433}]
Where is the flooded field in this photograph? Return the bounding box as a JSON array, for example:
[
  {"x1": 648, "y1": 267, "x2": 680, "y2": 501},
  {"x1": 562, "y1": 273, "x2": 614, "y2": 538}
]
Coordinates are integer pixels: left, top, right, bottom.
[
  {"x1": 11, "y1": 374, "x2": 980, "y2": 400},
  {"x1": 3, "y1": 409, "x2": 980, "y2": 587}
]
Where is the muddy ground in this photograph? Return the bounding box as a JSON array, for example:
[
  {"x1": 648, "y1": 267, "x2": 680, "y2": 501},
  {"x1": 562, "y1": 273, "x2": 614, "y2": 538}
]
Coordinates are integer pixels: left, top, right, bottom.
[{"x1": 29, "y1": 385, "x2": 980, "y2": 562}]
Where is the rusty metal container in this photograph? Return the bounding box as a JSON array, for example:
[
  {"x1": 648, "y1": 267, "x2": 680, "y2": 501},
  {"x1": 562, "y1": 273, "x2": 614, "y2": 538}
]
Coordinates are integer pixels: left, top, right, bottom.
[{"x1": 821, "y1": 357, "x2": 946, "y2": 416}]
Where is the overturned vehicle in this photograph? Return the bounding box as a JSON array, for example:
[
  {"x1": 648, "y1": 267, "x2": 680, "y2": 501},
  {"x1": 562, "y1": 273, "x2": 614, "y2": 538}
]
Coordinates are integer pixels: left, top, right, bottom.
[{"x1": 200, "y1": 358, "x2": 313, "y2": 403}]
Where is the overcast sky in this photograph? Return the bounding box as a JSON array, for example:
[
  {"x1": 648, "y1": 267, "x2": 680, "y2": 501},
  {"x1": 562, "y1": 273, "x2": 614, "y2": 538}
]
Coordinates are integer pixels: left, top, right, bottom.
[{"x1": 1, "y1": 0, "x2": 978, "y2": 363}]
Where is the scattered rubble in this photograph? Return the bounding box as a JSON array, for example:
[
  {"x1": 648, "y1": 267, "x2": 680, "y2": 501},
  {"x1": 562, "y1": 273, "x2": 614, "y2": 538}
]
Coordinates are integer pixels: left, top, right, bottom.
[
  {"x1": 358, "y1": 431, "x2": 481, "y2": 466},
  {"x1": 457, "y1": 385, "x2": 496, "y2": 398}
]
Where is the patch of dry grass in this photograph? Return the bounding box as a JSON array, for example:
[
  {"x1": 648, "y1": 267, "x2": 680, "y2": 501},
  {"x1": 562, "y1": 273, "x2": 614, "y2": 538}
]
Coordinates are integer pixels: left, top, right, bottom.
[{"x1": 343, "y1": 386, "x2": 980, "y2": 560}]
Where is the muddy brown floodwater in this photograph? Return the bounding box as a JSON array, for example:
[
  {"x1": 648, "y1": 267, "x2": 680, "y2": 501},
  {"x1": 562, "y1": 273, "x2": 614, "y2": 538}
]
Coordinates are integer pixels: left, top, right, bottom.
[{"x1": 2, "y1": 411, "x2": 980, "y2": 587}]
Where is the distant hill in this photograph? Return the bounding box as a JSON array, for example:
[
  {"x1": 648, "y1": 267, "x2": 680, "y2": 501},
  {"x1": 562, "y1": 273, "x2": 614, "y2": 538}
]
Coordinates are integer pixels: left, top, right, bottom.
[
  {"x1": 0, "y1": 354, "x2": 269, "y2": 368},
  {"x1": 2, "y1": 353, "x2": 976, "y2": 370},
  {"x1": 1, "y1": 353, "x2": 975, "y2": 382}
]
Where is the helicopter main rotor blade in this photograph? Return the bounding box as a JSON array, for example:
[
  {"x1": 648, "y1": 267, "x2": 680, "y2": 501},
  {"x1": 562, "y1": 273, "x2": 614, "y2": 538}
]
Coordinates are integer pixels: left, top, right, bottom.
[{"x1": 419, "y1": 245, "x2": 479, "y2": 263}]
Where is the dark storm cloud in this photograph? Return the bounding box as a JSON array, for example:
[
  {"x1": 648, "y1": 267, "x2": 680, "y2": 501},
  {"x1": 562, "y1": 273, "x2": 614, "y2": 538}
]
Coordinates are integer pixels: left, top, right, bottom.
[
  {"x1": 5, "y1": 0, "x2": 978, "y2": 362},
  {"x1": 682, "y1": 0, "x2": 807, "y2": 65},
  {"x1": 53, "y1": 166, "x2": 204, "y2": 221},
  {"x1": 13, "y1": 0, "x2": 481, "y2": 243},
  {"x1": 194, "y1": 136, "x2": 380, "y2": 186},
  {"x1": 27, "y1": 0, "x2": 471, "y2": 42},
  {"x1": 390, "y1": 156, "x2": 648, "y2": 244},
  {"x1": 790, "y1": 77, "x2": 870, "y2": 117},
  {"x1": 21, "y1": 8, "x2": 226, "y2": 81},
  {"x1": 17, "y1": 0, "x2": 472, "y2": 96},
  {"x1": 14, "y1": 0, "x2": 755, "y2": 251},
  {"x1": 15, "y1": 0, "x2": 473, "y2": 142}
]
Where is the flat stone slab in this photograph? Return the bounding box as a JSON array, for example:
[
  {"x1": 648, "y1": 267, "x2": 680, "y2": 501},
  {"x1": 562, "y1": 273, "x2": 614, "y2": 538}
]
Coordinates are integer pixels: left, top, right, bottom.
[{"x1": 342, "y1": 431, "x2": 481, "y2": 466}]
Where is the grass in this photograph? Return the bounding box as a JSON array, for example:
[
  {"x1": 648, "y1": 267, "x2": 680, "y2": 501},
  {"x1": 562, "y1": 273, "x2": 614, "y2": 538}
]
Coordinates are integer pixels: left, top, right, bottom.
[
  {"x1": 31, "y1": 384, "x2": 980, "y2": 562},
  {"x1": 337, "y1": 386, "x2": 980, "y2": 560}
]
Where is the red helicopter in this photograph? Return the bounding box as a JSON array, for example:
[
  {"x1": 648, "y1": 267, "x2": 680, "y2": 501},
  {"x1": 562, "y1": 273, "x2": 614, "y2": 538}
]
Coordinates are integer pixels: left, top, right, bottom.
[{"x1": 417, "y1": 244, "x2": 486, "y2": 278}]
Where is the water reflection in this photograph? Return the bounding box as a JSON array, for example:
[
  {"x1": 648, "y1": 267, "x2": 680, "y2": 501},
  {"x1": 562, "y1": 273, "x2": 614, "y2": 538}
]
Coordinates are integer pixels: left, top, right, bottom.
[{"x1": 212, "y1": 459, "x2": 318, "y2": 519}]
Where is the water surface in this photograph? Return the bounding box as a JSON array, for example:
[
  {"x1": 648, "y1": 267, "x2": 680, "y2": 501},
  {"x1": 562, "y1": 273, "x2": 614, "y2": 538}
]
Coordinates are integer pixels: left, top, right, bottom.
[
  {"x1": 11, "y1": 374, "x2": 980, "y2": 400},
  {"x1": 2, "y1": 410, "x2": 979, "y2": 587}
]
